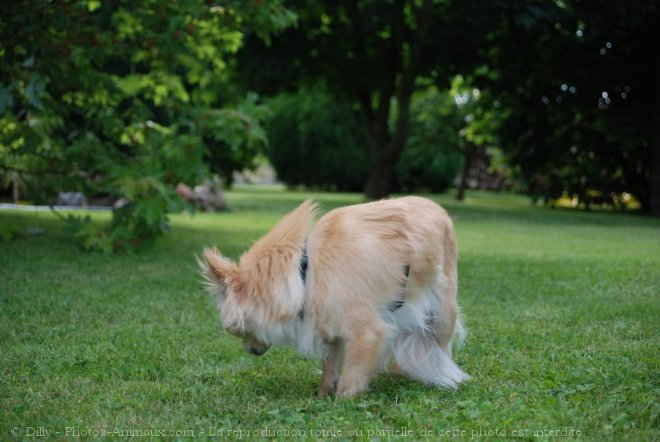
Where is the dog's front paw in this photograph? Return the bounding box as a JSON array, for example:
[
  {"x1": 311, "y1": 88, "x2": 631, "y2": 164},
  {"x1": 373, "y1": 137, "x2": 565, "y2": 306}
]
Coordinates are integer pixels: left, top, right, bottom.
[
  {"x1": 317, "y1": 383, "x2": 336, "y2": 398},
  {"x1": 335, "y1": 379, "x2": 368, "y2": 398},
  {"x1": 335, "y1": 387, "x2": 361, "y2": 398},
  {"x1": 389, "y1": 361, "x2": 403, "y2": 375}
]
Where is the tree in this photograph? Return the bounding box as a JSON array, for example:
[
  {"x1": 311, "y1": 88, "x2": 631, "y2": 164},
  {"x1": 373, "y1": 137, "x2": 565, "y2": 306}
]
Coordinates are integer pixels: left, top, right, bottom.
[
  {"x1": 0, "y1": 0, "x2": 295, "y2": 250},
  {"x1": 441, "y1": 76, "x2": 502, "y2": 201},
  {"x1": 474, "y1": 0, "x2": 659, "y2": 212},
  {"x1": 394, "y1": 81, "x2": 466, "y2": 195},
  {"x1": 267, "y1": 86, "x2": 368, "y2": 191},
  {"x1": 240, "y1": 0, "x2": 492, "y2": 199},
  {"x1": 242, "y1": 0, "x2": 657, "y2": 212}
]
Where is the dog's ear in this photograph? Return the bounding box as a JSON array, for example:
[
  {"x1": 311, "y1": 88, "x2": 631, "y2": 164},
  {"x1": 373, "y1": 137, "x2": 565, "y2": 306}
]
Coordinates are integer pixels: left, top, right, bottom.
[{"x1": 200, "y1": 247, "x2": 240, "y2": 293}]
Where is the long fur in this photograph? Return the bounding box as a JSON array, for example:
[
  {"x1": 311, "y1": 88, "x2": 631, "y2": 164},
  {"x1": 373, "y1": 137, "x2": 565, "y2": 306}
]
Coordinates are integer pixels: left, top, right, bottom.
[{"x1": 200, "y1": 196, "x2": 468, "y2": 396}]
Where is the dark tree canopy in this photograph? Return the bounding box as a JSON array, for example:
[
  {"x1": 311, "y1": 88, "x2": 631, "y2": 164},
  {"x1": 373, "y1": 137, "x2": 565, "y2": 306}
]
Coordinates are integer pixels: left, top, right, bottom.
[
  {"x1": 241, "y1": 0, "x2": 660, "y2": 213},
  {"x1": 474, "y1": 0, "x2": 659, "y2": 212},
  {"x1": 241, "y1": 0, "x2": 495, "y2": 199},
  {"x1": 2, "y1": 0, "x2": 658, "y2": 226}
]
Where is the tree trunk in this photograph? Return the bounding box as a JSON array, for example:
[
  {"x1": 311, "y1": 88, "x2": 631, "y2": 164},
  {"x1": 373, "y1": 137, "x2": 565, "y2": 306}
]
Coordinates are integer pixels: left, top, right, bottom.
[
  {"x1": 364, "y1": 140, "x2": 396, "y2": 200},
  {"x1": 356, "y1": 0, "x2": 432, "y2": 201},
  {"x1": 363, "y1": 98, "x2": 413, "y2": 200},
  {"x1": 456, "y1": 146, "x2": 475, "y2": 201},
  {"x1": 12, "y1": 179, "x2": 19, "y2": 203}
]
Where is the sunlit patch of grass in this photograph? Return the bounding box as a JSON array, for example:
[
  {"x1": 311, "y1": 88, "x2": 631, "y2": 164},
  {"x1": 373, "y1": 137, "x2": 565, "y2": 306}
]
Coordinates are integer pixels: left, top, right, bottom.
[{"x1": 1, "y1": 188, "x2": 659, "y2": 441}]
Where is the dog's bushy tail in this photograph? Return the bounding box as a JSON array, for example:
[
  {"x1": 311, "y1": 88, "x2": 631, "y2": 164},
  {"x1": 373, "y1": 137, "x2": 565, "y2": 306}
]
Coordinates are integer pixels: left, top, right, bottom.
[
  {"x1": 393, "y1": 328, "x2": 468, "y2": 389},
  {"x1": 393, "y1": 217, "x2": 468, "y2": 389}
]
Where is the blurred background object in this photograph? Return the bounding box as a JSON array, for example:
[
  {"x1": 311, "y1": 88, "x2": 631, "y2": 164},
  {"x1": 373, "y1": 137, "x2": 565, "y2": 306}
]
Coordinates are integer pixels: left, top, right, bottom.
[{"x1": 1, "y1": 0, "x2": 658, "y2": 251}]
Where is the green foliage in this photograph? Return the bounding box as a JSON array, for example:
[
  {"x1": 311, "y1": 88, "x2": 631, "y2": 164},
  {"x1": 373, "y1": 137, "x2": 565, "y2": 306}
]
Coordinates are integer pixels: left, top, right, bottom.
[
  {"x1": 396, "y1": 146, "x2": 461, "y2": 194},
  {"x1": 202, "y1": 93, "x2": 271, "y2": 186},
  {"x1": 68, "y1": 176, "x2": 181, "y2": 253},
  {"x1": 473, "y1": 0, "x2": 656, "y2": 210},
  {"x1": 448, "y1": 76, "x2": 500, "y2": 150},
  {"x1": 240, "y1": 0, "x2": 657, "y2": 208},
  {"x1": 266, "y1": 87, "x2": 367, "y2": 191},
  {"x1": 266, "y1": 82, "x2": 492, "y2": 194},
  {"x1": 239, "y1": 0, "x2": 507, "y2": 199},
  {"x1": 0, "y1": 0, "x2": 295, "y2": 252},
  {"x1": 0, "y1": 218, "x2": 23, "y2": 241},
  {"x1": 67, "y1": 215, "x2": 112, "y2": 254},
  {"x1": 395, "y1": 86, "x2": 463, "y2": 193}
]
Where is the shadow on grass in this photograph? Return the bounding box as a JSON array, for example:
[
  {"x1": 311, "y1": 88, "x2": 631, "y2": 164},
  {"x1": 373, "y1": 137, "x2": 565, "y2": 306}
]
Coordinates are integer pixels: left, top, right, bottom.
[{"x1": 232, "y1": 368, "x2": 446, "y2": 401}]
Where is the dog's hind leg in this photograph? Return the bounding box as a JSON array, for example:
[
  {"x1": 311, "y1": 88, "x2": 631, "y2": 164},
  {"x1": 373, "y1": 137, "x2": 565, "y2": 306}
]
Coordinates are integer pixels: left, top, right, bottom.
[
  {"x1": 435, "y1": 287, "x2": 459, "y2": 356},
  {"x1": 318, "y1": 341, "x2": 342, "y2": 397},
  {"x1": 336, "y1": 321, "x2": 388, "y2": 397},
  {"x1": 435, "y1": 220, "x2": 464, "y2": 356}
]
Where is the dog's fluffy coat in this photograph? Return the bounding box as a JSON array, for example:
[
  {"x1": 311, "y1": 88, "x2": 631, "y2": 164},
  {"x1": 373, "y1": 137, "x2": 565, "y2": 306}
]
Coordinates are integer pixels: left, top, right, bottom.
[{"x1": 201, "y1": 196, "x2": 468, "y2": 397}]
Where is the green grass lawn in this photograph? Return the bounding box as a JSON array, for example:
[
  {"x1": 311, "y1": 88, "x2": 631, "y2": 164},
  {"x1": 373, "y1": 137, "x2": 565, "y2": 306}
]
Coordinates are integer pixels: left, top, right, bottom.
[{"x1": 1, "y1": 188, "x2": 659, "y2": 441}]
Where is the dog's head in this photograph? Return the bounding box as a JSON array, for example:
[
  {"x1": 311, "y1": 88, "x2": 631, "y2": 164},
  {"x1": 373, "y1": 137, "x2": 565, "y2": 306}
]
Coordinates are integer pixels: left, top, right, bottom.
[
  {"x1": 199, "y1": 201, "x2": 316, "y2": 356},
  {"x1": 199, "y1": 248, "x2": 272, "y2": 356}
]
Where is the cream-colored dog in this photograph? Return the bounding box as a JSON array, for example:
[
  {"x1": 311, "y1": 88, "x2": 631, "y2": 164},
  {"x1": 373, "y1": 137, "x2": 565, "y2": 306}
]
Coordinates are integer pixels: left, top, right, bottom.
[{"x1": 200, "y1": 196, "x2": 467, "y2": 397}]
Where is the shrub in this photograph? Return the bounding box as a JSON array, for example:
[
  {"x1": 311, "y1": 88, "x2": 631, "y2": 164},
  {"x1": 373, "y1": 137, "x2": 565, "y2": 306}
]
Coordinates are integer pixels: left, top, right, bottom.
[
  {"x1": 395, "y1": 87, "x2": 462, "y2": 193},
  {"x1": 0, "y1": 2, "x2": 294, "y2": 253},
  {"x1": 267, "y1": 85, "x2": 463, "y2": 194},
  {"x1": 395, "y1": 142, "x2": 462, "y2": 193},
  {"x1": 266, "y1": 87, "x2": 367, "y2": 191}
]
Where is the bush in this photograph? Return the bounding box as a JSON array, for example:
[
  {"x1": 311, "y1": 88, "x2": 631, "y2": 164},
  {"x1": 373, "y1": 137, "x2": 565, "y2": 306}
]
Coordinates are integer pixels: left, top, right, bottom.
[
  {"x1": 266, "y1": 87, "x2": 367, "y2": 191},
  {"x1": 267, "y1": 85, "x2": 462, "y2": 194},
  {"x1": 395, "y1": 142, "x2": 462, "y2": 193},
  {"x1": 0, "y1": 2, "x2": 295, "y2": 253},
  {"x1": 395, "y1": 87, "x2": 462, "y2": 193}
]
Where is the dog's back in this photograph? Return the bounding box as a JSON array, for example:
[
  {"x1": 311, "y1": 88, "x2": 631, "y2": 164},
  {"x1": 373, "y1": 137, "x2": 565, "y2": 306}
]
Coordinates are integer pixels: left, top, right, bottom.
[
  {"x1": 307, "y1": 196, "x2": 452, "y2": 311},
  {"x1": 306, "y1": 196, "x2": 467, "y2": 393}
]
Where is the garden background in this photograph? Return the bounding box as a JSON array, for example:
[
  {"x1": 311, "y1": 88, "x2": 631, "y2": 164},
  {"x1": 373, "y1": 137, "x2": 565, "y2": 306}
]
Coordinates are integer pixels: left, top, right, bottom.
[{"x1": 1, "y1": 1, "x2": 659, "y2": 440}]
